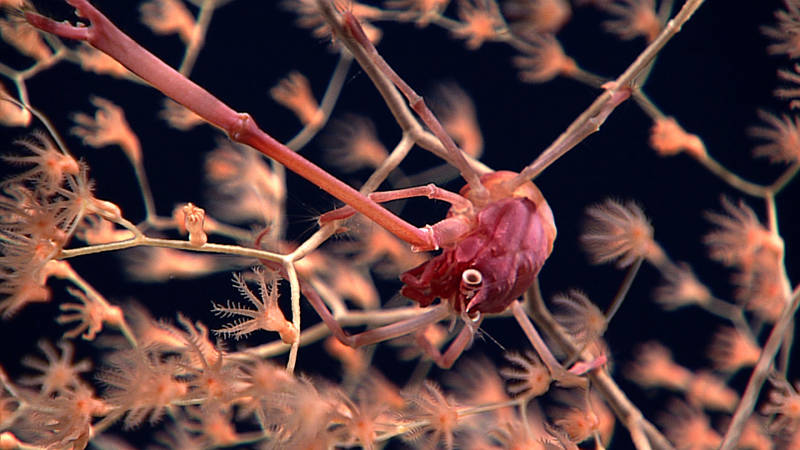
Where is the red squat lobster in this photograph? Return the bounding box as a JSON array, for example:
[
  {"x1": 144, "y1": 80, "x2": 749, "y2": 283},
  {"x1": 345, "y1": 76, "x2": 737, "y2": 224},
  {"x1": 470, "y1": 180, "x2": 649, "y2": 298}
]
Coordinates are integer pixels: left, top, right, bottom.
[{"x1": 25, "y1": 0, "x2": 630, "y2": 371}]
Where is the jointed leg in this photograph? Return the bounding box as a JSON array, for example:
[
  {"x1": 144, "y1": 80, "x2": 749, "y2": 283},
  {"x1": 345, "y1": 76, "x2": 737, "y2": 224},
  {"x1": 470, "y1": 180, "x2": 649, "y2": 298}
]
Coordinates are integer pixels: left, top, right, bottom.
[
  {"x1": 414, "y1": 314, "x2": 483, "y2": 369},
  {"x1": 301, "y1": 281, "x2": 452, "y2": 348},
  {"x1": 510, "y1": 300, "x2": 587, "y2": 389},
  {"x1": 24, "y1": 1, "x2": 438, "y2": 251},
  {"x1": 319, "y1": 184, "x2": 472, "y2": 224},
  {"x1": 318, "y1": 183, "x2": 477, "y2": 248},
  {"x1": 315, "y1": 2, "x2": 488, "y2": 201}
]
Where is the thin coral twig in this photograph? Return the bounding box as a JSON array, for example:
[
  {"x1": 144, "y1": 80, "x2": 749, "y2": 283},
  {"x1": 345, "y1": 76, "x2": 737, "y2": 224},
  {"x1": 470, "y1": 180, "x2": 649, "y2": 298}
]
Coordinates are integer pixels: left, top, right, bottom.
[
  {"x1": 58, "y1": 235, "x2": 284, "y2": 262},
  {"x1": 720, "y1": 284, "x2": 800, "y2": 449}
]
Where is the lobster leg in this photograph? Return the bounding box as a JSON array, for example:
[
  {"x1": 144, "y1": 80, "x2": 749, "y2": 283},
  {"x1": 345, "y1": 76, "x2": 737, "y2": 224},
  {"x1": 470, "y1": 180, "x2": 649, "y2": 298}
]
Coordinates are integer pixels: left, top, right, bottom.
[
  {"x1": 510, "y1": 301, "x2": 587, "y2": 388},
  {"x1": 301, "y1": 282, "x2": 452, "y2": 348},
  {"x1": 318, "y1": 184, "x2": 472, "y2": 224},
  {"x1": 316, "y1": 2, "x2": 488, "y2": 200},
  {"x1": 414, "y1": 315, "x2": 484, "y2": 369},
  {"x1": 25, "y1": 1, "x2": 438, "y2": 251}
]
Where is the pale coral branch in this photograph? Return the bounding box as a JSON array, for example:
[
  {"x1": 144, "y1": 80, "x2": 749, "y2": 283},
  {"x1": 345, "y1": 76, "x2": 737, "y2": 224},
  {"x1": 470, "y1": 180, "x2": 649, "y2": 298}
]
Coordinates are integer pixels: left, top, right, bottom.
[
  {"x1": 284, "y1": 53, "x2": 353, "y2": 151},
  {"x1": 179, "y1": 0, "x2": 218, "y2": 75},
  {"x1": 282, "y1": 258, "x2": 301, "y2": 373},
  {"x1": 58, "y1": 235, "x2": 284, "y2": 263},
  {"x1": 720, "y1": 284, "x2": 800, "y2": 450}
]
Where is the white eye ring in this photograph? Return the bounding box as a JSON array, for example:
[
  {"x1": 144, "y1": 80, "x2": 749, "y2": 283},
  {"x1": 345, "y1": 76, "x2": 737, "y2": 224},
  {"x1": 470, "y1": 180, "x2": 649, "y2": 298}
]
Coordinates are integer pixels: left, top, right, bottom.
[{"x1": 461, "y1": 268, "x2": 482, "y2": 287}]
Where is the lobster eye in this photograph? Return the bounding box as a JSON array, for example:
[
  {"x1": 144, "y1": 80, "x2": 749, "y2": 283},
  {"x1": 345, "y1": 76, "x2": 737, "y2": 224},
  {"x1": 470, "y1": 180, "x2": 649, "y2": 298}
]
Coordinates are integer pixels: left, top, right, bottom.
[{"x1": 461, "y1": 268, "x2": 482, "y2": 287}]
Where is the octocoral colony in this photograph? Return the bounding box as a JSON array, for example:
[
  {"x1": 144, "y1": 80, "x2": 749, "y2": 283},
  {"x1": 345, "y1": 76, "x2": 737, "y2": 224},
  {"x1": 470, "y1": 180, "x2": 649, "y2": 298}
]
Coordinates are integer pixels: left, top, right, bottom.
[{"x1": 0, "y1": 0, "x2": 798, "y2": 449}]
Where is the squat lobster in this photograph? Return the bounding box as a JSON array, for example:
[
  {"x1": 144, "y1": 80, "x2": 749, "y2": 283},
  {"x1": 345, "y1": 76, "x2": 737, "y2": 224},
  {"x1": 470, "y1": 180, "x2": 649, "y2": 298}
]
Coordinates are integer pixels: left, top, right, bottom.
[
  {"x1": 400, "y1": 170, "x2": 555, "y2": 315},
  {"x1": 308, "y1": 169, "x2": 557, "y2": 368},
  {"x1": 24, "y1": 0, "x2": 628, "y2": 372}
]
